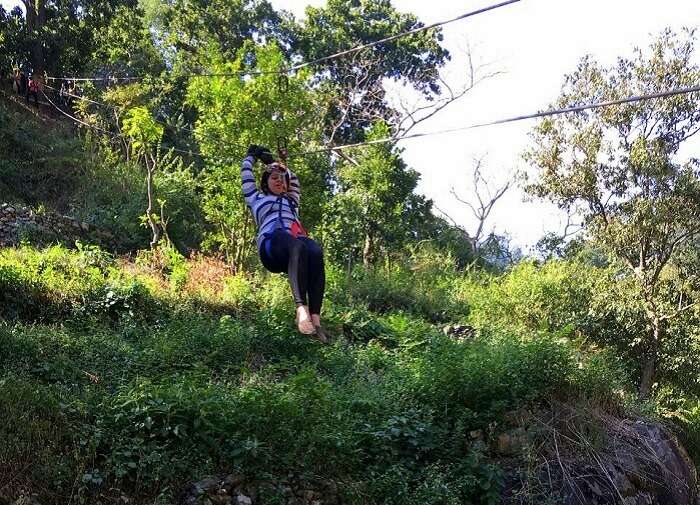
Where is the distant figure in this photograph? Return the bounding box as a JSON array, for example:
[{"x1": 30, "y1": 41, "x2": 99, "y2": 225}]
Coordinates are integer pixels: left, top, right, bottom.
[
  {"x1": 26, "y1": 75, "x2": 39, "y2": 107},
  {"x1": 12, "y1": 68, "x2": 20, "y2": 94},
  {"x1": 19, "y1": 70, "x2": 28, "y2": 96},
  {"x1": 59, "y1": 81, "x2": 68, "y2": 107},
  {"x1": 60, "y1": 81, "x2": 74, "y2": 109}
]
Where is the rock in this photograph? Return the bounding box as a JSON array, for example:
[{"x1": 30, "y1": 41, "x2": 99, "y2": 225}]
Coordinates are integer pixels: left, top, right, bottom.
[
  {"x1": 630, "y1": 421, "x2": 697, "y2": 505},
  {"x1": 0, "y1": 202, "x2": 115, "y2": 249},
  {"x1": 222, "y1": 474, "x2": 245, "y2": 493},
  {"x1": 182, "y1": 476, "x2": 225, "y2": 505},
  {"x1": 609, "y1": 468, "x2": 636, "y2": 497},
  {"x1": 494, "y1": 428, "x2": 530, "y2": 455},
  {"x1": 469, "y1": 429, "x2": 484, "y2": 440},
  {"x1": 196, "y1": 477, "x2": 221, "y2": 493},
  {"x1": 622, "y1": 494, "x2": 654, "y2": 505},
  {"x1": 184, "y1": 475, "x2": 336, "y2": 505},
  {"x1": 499, "y1": 402, "x2": 700, "y2": 505},
  {"x1": 442, "y1": 324, "x2": 476, "y2": 340},
  {"x1": 210, "y1": 492, "x2": 231, "y2": 505},
  {"x1": 235, "y1": 495, "x2": 252, "y2": 505},
  {"x1": 11, "y1": 496, "x2": 42, "y2": 505}
]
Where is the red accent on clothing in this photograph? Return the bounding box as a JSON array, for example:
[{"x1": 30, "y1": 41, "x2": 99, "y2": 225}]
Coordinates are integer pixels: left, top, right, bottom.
[{"x1": 290, "y1": 220, "x2": 308, "y2": 238}]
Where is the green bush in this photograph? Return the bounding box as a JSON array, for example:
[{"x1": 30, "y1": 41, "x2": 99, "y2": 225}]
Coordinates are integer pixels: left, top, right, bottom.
[
  {"x1": 0, "y1": 245, "x2": 164, "y2": 325},
  {"x1": 339, "y1": 262, "x2": 468, "y2": 323},
  {"x1": 461, "y1": 260, "x2": 601, "y2": 334},
  {"x1": 0, "y1": 375, "x2": 80, "y2": 492}
]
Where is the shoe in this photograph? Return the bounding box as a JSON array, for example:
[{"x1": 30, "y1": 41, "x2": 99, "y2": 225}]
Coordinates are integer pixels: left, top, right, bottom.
[
  {"x1": 313, "y1": 325, "x2": 329, "y2": 344},
  {"x1": 296, "y1": 309, "x2": 316, "y2": 335}
]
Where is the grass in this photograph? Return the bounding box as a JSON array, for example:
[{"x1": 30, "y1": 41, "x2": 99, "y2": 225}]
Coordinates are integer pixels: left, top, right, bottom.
[{"x1": 0, "y1": 245, "x2": 633, "y2": 504}]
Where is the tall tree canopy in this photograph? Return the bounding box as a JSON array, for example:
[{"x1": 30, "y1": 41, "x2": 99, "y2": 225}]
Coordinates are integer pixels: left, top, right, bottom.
[
  {"x1": 320, "y1": 121, "x2": 435, "y2": 267},
  {"x1": 298, "y1": 0, "x2": 450, "y2": 144},
  {"x1": 144, "y1": 0, "x2": 294, "y2": 73},
  {"x1": 525, "y1": 28, "x2": 700, "y2": 397}
]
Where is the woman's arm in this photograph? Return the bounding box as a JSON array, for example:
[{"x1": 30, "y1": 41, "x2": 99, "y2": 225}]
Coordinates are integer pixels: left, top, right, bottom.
[
  {"x1": 287, "y1": 169, "x2": 301, "y2": 205},
  {"x1": 241, "y1": 155, "x2": 259, "y2": 206}
]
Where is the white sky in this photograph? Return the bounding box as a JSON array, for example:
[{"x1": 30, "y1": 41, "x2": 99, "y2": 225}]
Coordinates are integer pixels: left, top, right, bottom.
[
  {"x1": 269, "y1": 0, "x2": 700, "y2": 252},
  {"x1": 0, "y1": 0, "x2": 19, "y2": 12},
  {"x1": 4, "y1": 0, "x2": 699, "y2": 252}
]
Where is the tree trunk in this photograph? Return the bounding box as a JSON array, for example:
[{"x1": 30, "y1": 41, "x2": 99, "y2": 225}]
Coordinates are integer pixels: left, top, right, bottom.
[
  {"x1": 362, "y1": 232, "x2": 373, "y2": 267},
  {"x1": 232, "y1": 231, "x2": 242, "y2": 275},
  {"x1": 639, "y1": 316, "x2": 661, "y2": 399},
  {"x1": 22, "y1": 0, "x2": 45, "y2": 77},
  {"x1": 145, "y1": 163, "x2": 160, "y2": 249}
]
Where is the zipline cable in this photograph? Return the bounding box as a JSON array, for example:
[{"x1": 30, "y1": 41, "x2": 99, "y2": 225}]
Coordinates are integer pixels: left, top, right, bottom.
[
  {"x1": 40, "y1": 81, "x2": 700, "y2": 162},
  {"x1": 288, "y1": 0, "x2": 520, "y2": 72},
  {"x1": 44, "y1": 82, "x2": 197, "y2": 132},
  {"x1": 40, "y1": 89, "x2": 115, "y2": 135},
  {"x1": 43, "y1": 83, "x2": 247, "y2": 151},
  {"x1": 291, "y1": 83, "x2": 700, "y2": 156},
  {"x1": 43, "y1": 83, "x2": 110, "y2": 107},
  {"x1": 40, "y1": 86, "x2": 244, "y2": 161},
  {"x1": 45, "y1": 0, "x2": 521, "y2": 82},
  {"x1": 45, "y1": 75, "x2": 141, "y2": 83},
  {"x1": 161, "y1": 83, "x2": 700, "y2": 160}
]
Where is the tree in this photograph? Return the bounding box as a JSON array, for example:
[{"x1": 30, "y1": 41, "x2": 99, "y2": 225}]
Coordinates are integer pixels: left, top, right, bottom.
[
  {"x1": 87, "y1": 5, "x2": 164, "y2": 78},
  {"x1": 298, "y1": 0, "x2": 450, "y2": 144},
  {"x1": 122, "y1": 106, "x2": 165, "y2": 249},
  {"x1": 1, "y1": 0, "x2": 143, "y2": 80},
  {"x1": 186, "y1": 43, "x2": 330, "y2": 271},
  {"x1": 147, "y1": 0, "x2": 292, "y2": 72},
  {"x1": 524, "y1": 29, "x2": 700, "y2": 398},
  {"x1": 20, "y1": 0, "x2": 46, "y2": 77},
  {"x1": 450, "y1": 156, "x2": 513, "y2": 262},
  {"x1": 0, "y1": 6, "x2": 25, "y2": 72},
  {"x1": 320, "y1": 121, "x2": 433, "y2": 267}
]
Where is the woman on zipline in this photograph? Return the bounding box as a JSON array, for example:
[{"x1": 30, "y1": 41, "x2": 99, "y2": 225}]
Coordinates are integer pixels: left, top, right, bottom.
[{"x1": 242, "y1": 145, "x2": 328, "y2": 342}]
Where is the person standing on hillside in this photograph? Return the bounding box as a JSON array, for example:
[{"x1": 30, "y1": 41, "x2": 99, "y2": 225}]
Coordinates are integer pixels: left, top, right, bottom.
[
  {"x1": 26, "y1": 74, "x2": 39, "y2": 107},
  {"x1": 12, "y1": 68, "x2": 20, "y2": 94},
  {"x1": 241, "y1": 144, "x2": 329, "y2": 343},
  {"x1": 19, "y1": 70, "x2": 27, "y2": 96}
]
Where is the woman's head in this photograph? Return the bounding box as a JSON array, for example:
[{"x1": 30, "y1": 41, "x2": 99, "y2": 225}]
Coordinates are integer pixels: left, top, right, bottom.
[{"x1": 260, "y1": 162, "x2": 290, "y2": 195}]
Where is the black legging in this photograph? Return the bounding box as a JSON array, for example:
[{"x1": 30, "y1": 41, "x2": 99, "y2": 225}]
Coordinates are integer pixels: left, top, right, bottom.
[{"x1": 259, "y1": 230, "x2": 325, "y2": 314}]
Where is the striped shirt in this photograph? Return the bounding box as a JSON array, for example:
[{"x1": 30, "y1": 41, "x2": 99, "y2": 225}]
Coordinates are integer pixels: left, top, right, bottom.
[{"x1": 241, "y1": 155, "x2": 302, "y2": 249}]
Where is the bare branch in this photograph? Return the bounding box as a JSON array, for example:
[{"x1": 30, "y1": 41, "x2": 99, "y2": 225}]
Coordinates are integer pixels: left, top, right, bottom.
[
  {"x1": 451, "y1": 156, "x2": 513, "y2": 256},
  {"x1": 659, "y1": 301, "x2": 698, "y2": 321},
  {"x1": 390, "y1": 44, "x2": 503, "y2": 137},
  {"x1": 434, "y1": 204, "x2": 467, "y2": 234},
  {"x1": 337, "y1": 149, "x2": 360, "y2": 167}
]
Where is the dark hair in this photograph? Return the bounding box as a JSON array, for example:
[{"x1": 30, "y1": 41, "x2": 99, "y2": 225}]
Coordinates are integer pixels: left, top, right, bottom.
[{"x1": 259, "y1": 166, "x2": 290, "y2": 195}]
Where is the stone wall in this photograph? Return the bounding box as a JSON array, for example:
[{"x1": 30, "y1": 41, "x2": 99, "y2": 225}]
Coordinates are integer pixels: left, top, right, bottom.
[{"x1": 0, "y1": 203, "x2": 115, "y2": 249}]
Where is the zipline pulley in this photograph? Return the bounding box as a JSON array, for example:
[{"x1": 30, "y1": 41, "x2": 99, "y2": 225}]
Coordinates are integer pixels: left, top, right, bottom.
[{"x1": 277, "y1": 136, "x2": 289, "y2": 162}]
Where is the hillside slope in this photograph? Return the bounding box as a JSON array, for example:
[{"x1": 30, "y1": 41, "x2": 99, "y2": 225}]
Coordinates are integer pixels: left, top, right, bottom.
[
  {"x1": 0, "y1": 245, "x2": 697, "y2": 505},
  {"x1": 0, "y1": 87, "x2": 85, "y2": 211}
]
